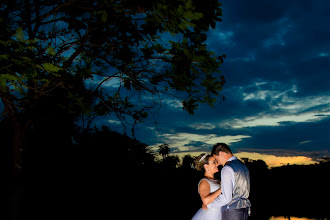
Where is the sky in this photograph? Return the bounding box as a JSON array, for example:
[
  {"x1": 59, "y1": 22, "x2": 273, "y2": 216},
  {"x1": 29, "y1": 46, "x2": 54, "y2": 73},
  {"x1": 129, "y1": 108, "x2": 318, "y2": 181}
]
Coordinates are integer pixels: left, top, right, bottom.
[
  {"x1": 114, "y1": 0, "x2": 330, "y2": 167},
  {"x1": 2, "y1": 0, "x2": 329, "y2": 168}
]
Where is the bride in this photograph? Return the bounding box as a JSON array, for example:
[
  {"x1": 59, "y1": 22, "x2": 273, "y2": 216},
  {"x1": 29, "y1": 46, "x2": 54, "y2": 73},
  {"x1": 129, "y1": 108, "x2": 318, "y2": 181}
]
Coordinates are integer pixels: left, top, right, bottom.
[{"x1": 192, "y1": 153, "x2": 222, "y2": 220}]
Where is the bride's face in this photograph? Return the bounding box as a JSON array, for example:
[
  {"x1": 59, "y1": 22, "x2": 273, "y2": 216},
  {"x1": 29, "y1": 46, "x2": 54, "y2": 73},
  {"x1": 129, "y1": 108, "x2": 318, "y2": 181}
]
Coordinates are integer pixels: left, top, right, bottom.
[{"x1": 205, "y1": 156, "x2": 219, "y2": 173}]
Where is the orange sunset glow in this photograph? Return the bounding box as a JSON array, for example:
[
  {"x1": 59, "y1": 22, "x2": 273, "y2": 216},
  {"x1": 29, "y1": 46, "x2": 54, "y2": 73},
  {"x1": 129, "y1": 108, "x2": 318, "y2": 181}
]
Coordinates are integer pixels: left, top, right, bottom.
[
  {"x1": 172, "y1": 151, "x2": 317, "y2": 168},
  {"x1": 269, "y1": 217, "x2": 317, "y2": 220},
  {"x1": 235, "y1": 152, "x2": 317, "y2": 167}
]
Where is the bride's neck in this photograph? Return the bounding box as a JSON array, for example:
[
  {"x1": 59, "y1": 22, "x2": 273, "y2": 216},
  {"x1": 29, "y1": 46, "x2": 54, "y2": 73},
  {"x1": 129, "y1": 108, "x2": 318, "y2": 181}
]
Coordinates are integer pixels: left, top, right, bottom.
[{"x1": 204, "y1": 172, "x2": 214, "y2": 179}]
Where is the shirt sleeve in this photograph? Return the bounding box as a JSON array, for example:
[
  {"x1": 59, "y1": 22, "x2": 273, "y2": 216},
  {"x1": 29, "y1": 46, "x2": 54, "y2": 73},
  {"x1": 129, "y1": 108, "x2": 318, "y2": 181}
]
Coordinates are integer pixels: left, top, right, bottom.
[{"x1": 207, "y1": 166, "x2": 234, "y2": 209}]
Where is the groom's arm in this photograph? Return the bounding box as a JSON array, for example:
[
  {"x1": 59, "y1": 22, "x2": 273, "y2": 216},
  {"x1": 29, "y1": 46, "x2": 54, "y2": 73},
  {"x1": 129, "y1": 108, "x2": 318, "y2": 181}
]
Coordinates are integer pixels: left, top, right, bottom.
[{"x1": 207, "y1": 166, "x2": 234, "y2": 209}]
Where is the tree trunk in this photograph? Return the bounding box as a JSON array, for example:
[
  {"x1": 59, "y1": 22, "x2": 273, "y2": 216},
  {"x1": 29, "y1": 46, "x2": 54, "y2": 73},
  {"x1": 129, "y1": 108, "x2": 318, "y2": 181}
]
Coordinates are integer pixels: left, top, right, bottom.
[
  {"x1": 11, "y1": 118, "x2": 31, "y2": 177},
  {"x1": 7, "y1": 119, "x2": 31, "y2": 220}
]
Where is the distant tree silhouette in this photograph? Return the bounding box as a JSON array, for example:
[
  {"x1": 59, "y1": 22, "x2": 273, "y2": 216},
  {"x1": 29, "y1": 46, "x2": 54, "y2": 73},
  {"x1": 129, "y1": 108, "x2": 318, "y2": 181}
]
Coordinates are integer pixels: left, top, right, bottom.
[
  {"x1": 77, "y1": 125, "x2": 156, "y2": 171},
  {"x1": 181, "y1": 155, "x2": 196, "y2": 169},
  {"x1": 240, "y1": 157, "x2": 270, "y2": 219},
  {"x1": 239, "y1": 157, "x2": 330, "y2": 219},
  {"x1": 162, "y1": 155, "x2": 180, "y2": 169},
  {"x1": 158, "y1": 144, "x2": 170, "y2": 159},
  {"x1": 320, "y1": 156, "x2": 330, "y2": 163}
]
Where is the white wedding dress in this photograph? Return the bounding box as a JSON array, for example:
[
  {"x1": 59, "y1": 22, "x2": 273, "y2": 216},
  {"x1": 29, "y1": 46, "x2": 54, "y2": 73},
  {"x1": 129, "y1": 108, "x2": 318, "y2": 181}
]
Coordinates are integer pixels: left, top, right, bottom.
[{"x1": 191, "y1": 178, "x2": 222, "y2": 220}]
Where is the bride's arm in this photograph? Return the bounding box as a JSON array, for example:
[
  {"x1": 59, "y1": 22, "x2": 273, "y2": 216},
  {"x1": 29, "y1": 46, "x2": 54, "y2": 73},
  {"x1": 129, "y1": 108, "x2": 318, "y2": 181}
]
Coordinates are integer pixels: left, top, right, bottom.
[{"x1": 199, "y1": 180, "x2": 222, "y2": 206}]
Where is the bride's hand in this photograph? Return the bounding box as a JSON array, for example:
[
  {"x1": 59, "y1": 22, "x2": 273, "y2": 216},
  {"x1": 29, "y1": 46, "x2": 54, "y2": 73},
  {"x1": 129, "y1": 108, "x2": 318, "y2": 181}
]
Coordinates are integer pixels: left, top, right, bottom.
[{"x1": 202, "y1": 203, "x2": 208, "y2": 210}]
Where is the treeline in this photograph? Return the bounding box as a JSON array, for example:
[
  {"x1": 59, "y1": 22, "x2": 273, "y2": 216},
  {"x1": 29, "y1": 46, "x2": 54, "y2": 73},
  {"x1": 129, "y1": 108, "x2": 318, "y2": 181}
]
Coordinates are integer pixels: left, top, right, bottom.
[
  {"x1": 243, "y1": 158, "x2": 330, "y2": 220},
  {"x1": 1, "y1": 116, "x2": 199, "y2": 220},
  {"x1": 2, "y1": 118, "x2": 329, "y2": 220}
]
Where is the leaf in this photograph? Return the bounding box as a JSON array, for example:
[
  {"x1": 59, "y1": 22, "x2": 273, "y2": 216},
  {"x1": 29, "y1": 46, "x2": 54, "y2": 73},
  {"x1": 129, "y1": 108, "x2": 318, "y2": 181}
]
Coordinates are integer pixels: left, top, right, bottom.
[
  {"x1": 15, "y1": 28, "x2": 25, "y2": 42},
  {"x1": 43, "y1": 63, "x2": 61, "y2": 73},
  {"x1": 101, "y1": 11, "x2": 108, "y2": 22},
  {"x1": 21, "y1": 56, "x2": 32, "y2": 62},
  {"x1": 0, "y1": 74, "x2": 21, "y2": 91},
  {"x1": 0, "y1": 55, "x2": 9, "y2": 60},
  {"x1": 154, "y1": 43, "x2": 166, "y2": 54},
  {"x1": 46, "y1": 47, "x2": 56, "y2": 56},
  {"x1": 182, "y1": 98, "x2": 198, "y2": 114},
  {"x1": 0, "y1": 73, "x2": 20, "y2": 81}
]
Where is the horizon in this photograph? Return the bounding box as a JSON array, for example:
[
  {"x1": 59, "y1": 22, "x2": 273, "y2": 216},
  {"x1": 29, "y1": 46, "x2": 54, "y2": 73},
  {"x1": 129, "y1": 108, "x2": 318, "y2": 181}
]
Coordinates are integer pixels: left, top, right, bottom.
[{"x1": 162, "y1": 151, "x2": 318, "y2": 168}]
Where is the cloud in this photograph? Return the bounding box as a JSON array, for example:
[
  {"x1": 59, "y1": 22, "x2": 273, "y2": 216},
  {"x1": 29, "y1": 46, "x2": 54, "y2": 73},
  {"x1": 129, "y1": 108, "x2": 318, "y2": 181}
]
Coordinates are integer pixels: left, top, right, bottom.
[
  {"x1": 262, "y1": 17, "x2": 293, "y2": 48},
  {"x1": 242, "y1": 82, "x2": 298, "y2": 102},
  {"x1": 299, "y1": 140, "x2": 311, "y2": 145},
  {"x1": 150, "y1": 132, "x2": 251, "y2": 153},
  {"x1": 161, "y1": 98, "x2": 183, "y2": 109},
  {"x1": 85, "y1": 76, "x2": 121, "y2": 89},
  {"x1": 318, "y1": 52, "x2": 329, "y2": 57},
  {"x1": 227, "y1": 111, "x2": 330, "y2": 129},
  {"x1": 207, "y1": 31, "x2": 235, "y2": 49},
  {"x1": 236, "y1": 148, "x2": 329, "y2": 158},
  {"x1": 108, "y1": 119, "x2": 121, "y2": 125},
  {"x1": 188, "y1": 123, "x2": 216, "y2": 130},
  {"x1": 220, "y1": 80, "x2": 330, "y2": 128}
]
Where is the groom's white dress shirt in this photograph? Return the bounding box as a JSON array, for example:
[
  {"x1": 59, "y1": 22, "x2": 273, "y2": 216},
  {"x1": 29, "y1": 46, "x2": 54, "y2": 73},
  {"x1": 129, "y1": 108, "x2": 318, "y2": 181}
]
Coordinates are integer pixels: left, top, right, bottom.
[{"x1": 207, "y1": 156, "x2": 237, "y2": 209}]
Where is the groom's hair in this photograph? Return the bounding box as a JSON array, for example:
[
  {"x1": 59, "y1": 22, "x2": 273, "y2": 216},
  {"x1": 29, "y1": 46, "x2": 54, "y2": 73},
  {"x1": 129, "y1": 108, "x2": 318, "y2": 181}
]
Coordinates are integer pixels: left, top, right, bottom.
[{"x1": 211, "y1": 143, "x2": 232, "y2": 155}]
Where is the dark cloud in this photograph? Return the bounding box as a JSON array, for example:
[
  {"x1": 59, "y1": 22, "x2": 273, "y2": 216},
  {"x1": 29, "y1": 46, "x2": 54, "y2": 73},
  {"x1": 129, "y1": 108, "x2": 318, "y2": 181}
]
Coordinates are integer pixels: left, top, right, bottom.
[
  {"x1": 232, "y1": 116, "x2": 330, "y2": 154},
  {"x1": 222, "y1": 0, "x2": 290, "y2": 23},
  {"x1": 97, "y1": 0, "x2": 330, "y2": 160}
]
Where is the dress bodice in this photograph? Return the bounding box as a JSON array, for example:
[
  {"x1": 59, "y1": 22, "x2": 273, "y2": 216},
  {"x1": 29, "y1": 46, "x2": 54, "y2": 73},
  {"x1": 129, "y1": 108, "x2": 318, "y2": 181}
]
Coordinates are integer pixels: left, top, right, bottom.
[
  {"x1": 192, "y1": 178, "x2": 222, "y2": 220},
  {"x1": 198, "y1": 178, "x2": 220, "y2": 193}
]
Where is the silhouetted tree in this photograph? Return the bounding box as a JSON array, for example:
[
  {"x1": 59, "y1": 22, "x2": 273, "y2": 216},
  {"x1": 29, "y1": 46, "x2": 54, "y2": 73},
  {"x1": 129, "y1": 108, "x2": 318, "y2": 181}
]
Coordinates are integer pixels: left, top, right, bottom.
[
  {"x1": 320, "y1": 156, "x2": 330, "y2": 163},
  {"x1": 1, "y1": 0, "x2": 225, "y2": 177},
  {"x1": 0, "y1": 116, "x2": 12, "y2": 179},
  {"x1": 240, "y1": 157, "x2": 271, "y2": 219},
  {"x1": 158, "y1": 144, "x2": 170, "y2": 159},
  {"x1": 77, "y1": 125, "x2": 156, "y2": 171},
  {"x1": 181, "y1": 155, "x2": 196, "y2": 169},
  {"x1": 162, "y1": 155, "x2": 180, "y2": 169}
]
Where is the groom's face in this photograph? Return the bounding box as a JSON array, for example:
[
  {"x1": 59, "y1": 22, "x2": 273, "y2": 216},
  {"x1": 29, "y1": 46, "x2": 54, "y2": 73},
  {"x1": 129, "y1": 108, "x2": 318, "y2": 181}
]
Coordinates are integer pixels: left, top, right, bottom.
[{"x1": 213, "y1": 152, "x2": 225, "y2": 166}]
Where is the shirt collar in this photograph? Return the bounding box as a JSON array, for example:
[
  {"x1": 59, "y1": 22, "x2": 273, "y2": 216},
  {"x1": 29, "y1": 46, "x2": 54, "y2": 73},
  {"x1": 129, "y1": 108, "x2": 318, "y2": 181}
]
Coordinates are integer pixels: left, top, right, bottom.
[{"x1": 227, "y1": 155, "x2": 237, "y2": 162}]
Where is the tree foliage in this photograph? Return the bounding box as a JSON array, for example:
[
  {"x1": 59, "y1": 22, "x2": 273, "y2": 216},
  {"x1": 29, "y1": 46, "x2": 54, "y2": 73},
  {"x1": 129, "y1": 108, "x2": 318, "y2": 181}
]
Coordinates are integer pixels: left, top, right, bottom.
[
  {"x1": 0, "y1": 0, "x2": 225, "y2": 174},
  {"x1": 1, "y1": 0, "x2": 224, "y2": 124},
  {"x1": 158, "y1": 143, "x2": 170, "y2": 159}
]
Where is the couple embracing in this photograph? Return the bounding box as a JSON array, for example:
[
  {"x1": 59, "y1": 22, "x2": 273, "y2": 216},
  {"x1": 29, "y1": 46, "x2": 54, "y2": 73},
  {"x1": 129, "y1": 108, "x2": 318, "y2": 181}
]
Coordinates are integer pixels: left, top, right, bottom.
[{"x1": 192, "y1": 143, "x2": 251, "y2": 220}]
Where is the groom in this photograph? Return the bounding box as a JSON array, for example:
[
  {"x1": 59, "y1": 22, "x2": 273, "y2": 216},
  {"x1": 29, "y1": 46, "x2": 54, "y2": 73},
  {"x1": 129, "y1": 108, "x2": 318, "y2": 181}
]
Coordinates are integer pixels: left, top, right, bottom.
[{"x1": 206, "y1": 143, "x2": 251, "y2": 220}]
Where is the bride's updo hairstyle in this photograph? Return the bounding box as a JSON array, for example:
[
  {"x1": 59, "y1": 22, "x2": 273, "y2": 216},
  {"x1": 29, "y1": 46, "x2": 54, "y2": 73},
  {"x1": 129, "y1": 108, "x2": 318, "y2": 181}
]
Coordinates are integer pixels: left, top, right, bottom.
[{"x1": 194, "y1": 153, "x2": 211, "y2": 172}]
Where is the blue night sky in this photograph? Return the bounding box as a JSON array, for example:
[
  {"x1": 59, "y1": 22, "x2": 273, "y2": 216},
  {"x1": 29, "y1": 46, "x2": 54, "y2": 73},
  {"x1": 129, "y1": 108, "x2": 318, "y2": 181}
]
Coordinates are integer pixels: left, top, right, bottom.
[
  {"x1": 3, "y1": 0, "x2": 329, "y2": 167},
  {"x1": 103, "y1": 0, "x2": 330, "y2": 166}
]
